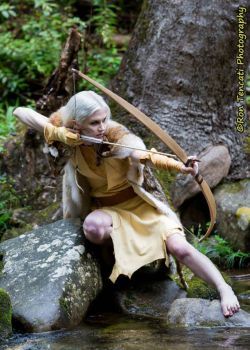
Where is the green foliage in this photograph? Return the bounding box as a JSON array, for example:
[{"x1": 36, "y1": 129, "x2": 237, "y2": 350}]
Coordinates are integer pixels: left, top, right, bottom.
[
  {"x1": 78, "y1": 0, "x2": 122, "y2": 89},
  {"x1": 91, "y1": 0, "x2": 120, "y2": 48},
  {"x1": 0, "y1": 1, "x2": 86, "y2": 102},
  {"x1": 0, "y1": 175, "x2": 20, "y2": 238},
  {"x1": 0, "y1": 105, "x2": 16, "y2": 137},
  {"x1": 0, "y1": 0, "x2": 124, "y2": 126},
  {"x1": 0, "y1": 103, "x2": 19, "y2": 152},
  {"x1": 0, "y1": 3, "x2": 16, "y2": 20},
  {"x1": 154, "y1": 168, "x2": 176, "y2": 204},
  {"x1": 84, "y1": 47, "x2": 122, "y2": 87},
  {"x1": 193, "y1": 232, "x2": 250, "y2": 269}
]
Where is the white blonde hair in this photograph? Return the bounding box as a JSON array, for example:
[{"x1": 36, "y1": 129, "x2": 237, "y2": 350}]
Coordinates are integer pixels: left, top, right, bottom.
[{"x1": 60, "y1": 91, "x2": 111, "y2": 124}]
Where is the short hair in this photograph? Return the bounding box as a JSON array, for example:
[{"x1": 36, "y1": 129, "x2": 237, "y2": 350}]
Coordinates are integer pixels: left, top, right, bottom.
[{"x1": 60, "y1": 91, "x2": 111, "y2": 124}]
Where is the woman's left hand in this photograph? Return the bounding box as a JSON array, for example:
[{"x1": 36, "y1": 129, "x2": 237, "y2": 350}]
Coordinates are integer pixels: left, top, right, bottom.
[{"x1": 181, "y1": 155, "x2": 199, "y2": 176}]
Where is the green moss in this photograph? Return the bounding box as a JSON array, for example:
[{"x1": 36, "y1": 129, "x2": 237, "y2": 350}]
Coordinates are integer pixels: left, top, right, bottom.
[
  {"x1": 39, "y1": 202, "x2": 59, "y2": 220},
  {"x1": 221, "y1": 180, "x2": 248, "y2": 194},
  {"x1": 154, "y1": 168, "x2": 177, "y2": 204},
  {"x1": 135, "y1": 0, "x2": 150, "y2": 43},
  {"x1": 239, "y1": 289, "x2": 250, "y2": 296},
  {"x1": 186, "y1": 271, "x2": 232, "y2": 300},
  {"x1": 0, "y1": 288, "x2": 12, "y2": 339},
  {"x1": 59, "y1": 297, "x2": 71, "y2": 318},
  {"x1": 1, "y1": 224, "x2": 33, "y2": 242},
  {"x1": 1, "y1": 202, "x2": 60, "y2": 242},
  {"x1": 236, "y1": 207, "x2": 250, "y2": 223},
  {"x1": 187, "y1": 276, "x2": 219, "y2": 300},
  {"x1": 0, "y1": 175, "x2": 21, "y2": 240},
  {"x1": 171, "y1": 264, "x2": 232, "y2": 300}
]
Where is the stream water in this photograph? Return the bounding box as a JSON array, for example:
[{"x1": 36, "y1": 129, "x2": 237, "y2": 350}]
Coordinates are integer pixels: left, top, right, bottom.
[{"x1": 1, "y1": 273, "x2": 250, "y2": 350}]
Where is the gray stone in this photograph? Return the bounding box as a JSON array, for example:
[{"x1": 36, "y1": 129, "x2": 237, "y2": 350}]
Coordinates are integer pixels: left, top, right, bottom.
[
  {"x1": 166, "y1": 298, "x2": 250, "y2": 327},
  {"x1": 0, "y1": 219, "x2": 102, "y2": 332},
  {"x1": 115, "y1": 276, "x2": 186, "y2": 318},
  {"x1": 213, "y1": 179, "x2": 250, "y2": 252},
  {"x1": 171, "y1": 145, "x2": 231, "y2": 208}
]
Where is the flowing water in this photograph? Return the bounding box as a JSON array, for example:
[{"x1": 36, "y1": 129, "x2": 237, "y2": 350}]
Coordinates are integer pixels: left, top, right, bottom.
[{"x1": 1, "y1": 273, "x2": 250, "y2": 350}]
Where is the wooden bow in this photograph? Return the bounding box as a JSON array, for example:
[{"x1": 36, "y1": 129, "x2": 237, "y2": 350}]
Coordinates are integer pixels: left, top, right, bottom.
[{"x1": 72, "y1": 69, "x2": 216, "y2": 241}]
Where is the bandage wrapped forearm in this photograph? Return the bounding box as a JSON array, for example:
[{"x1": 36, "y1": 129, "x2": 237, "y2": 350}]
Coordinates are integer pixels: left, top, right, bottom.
[
  {"x1": 140, "y1": 148, "x2": 183, "y2": 172},
  {"x1": 44, "y1": 123, "x2": 83, "y2": 146}
]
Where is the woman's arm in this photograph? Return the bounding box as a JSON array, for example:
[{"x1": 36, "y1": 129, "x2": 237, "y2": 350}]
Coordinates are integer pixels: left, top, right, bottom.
[
  {"x1": 131, "y1": 149, "x2": 199, "y2": 176},
  {"x1": 13, "y1": 107, "x2": 83, "y2": 146},
  {"x1": 13, "y1": 107, "x2": 49, "y2": 133}
]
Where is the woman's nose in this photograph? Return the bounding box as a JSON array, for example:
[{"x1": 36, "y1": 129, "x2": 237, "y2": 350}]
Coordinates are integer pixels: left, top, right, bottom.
[{"x1": 99, "y1": 122, "x2": 105, "y2": 131}]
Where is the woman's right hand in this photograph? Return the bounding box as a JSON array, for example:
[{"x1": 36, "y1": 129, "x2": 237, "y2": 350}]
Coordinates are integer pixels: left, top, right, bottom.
[{"x1": 44, "y1": 123, "x2": 83, "y2": 146}]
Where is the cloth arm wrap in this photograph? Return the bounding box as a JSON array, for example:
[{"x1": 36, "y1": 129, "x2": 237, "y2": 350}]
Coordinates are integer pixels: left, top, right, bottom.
[
  {"x1": 44, "y1": 123, "x2": 83, "y2": 146},
  {"x1": 140, "y1": 148, "x2": 183, "y2": 172}
]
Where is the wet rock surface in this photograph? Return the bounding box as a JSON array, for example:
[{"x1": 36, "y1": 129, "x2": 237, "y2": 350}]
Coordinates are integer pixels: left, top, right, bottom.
[
  {"x1": 171, "y1": 145, "x2": 231, "y2": 208},
  {"x1": 214, "y1": 179, "x2": 250, "y2": 252},
  {"x1": 166, "y1": 298, "x2": 250, "y2": 327},
  {"x1": 0, "y1": 219, "x2": 102, "y2": 332}
]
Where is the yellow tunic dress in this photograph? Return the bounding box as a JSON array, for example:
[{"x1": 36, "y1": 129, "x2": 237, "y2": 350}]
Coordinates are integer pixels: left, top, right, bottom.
[{"x1": 71, "y1": 146, "x2": 185, "y2": 283}]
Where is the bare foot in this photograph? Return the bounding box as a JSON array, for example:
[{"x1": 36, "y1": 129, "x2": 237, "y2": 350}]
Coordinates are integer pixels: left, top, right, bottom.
[{"x1": 218, "y1": 283, "x2": 240, "y2": 317}]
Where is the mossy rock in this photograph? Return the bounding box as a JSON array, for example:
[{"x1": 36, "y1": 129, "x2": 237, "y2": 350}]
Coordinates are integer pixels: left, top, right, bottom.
[
  {"x1": 186, "y1": 272, "x2": 232, "y2": 300},
  {"x1": 186, "y1": 276, "x2": 219, "y2": 300},
  {"x1": 171, "y1": 265, "x2": 232, "y2": 300},
  {"x1": 236, "y1": 207, "x2": 250, "y2": 223},
  {"x1": 1, "y1": 202, "x2": 60, "y2": 242},
  {"x1": 0, "y1": 288, "x2": 12, "y2": 339}
]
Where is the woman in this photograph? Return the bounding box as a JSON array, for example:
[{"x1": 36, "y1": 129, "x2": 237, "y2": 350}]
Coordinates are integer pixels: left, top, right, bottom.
[{"x1": 14, "y1": 91, "x2": 240, "y2": 317}]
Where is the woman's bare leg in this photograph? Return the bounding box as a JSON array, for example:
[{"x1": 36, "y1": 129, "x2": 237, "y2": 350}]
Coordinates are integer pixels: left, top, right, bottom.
[
  {"x1": 83, "y1": 210, "x2": 113, "y2": 244},
  {"x1": 166, "y1": 233, "x2": 240, "y2": 317}
]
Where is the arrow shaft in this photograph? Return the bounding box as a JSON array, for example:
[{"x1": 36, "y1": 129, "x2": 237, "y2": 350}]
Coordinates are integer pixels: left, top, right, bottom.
[{"x1": 79, "y1": 135, "x2": 179, "y2": 159}]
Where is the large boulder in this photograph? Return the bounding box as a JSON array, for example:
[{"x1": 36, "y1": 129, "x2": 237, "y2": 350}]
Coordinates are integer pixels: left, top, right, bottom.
[
  {"x1": 0, "y1": 219, "x2": 102, "y2": 332},
  {"x1": 213, "y1": 179, "x2": 250, "y2": 252},
  {"x1": 0, "y1": 288, "x2": 12, "y2": 339},
  {"x1": 166, "y1": 298, "x2": 250, "y2": 327},
  {"x1": 171, "y1": 144, "x2": 231, "y2": 208}
]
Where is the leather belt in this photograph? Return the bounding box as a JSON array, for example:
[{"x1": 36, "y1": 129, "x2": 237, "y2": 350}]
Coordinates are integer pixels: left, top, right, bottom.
[{"x1": 92, "y1": 187, "x2": 137, "y2": 207}]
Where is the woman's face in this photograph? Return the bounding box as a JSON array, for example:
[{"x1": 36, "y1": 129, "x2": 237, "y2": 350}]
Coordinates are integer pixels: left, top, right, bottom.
[{"x1": 75, "y1": 108, "x2": 108, "y2": 139}]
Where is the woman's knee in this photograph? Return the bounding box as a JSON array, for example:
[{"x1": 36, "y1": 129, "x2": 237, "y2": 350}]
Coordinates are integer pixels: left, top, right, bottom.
[
  {"x1": 166, "y1": 234, "x2": 193, "y2": 262},
  {"x1": 83, "y1": 210, "x2": 112, "y2": 244}
]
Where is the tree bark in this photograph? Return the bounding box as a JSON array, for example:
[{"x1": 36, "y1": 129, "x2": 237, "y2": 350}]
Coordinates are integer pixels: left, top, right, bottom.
[
  {"x1": 111, "y1": 0, "x2": 250, "y2": 180},
  {"x1": 36, "y1": 27, "x2": 82, "y2": 115}
]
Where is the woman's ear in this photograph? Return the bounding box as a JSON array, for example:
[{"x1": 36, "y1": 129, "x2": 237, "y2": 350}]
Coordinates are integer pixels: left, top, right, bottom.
[{"x1": 49, "y1": 112, "x2": 63, "y2": 126}]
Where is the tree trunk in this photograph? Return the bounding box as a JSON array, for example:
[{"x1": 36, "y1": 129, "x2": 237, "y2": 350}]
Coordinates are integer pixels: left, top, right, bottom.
[{"x1": 111, "y1": 0, "x2": 250, "y2": 180}]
